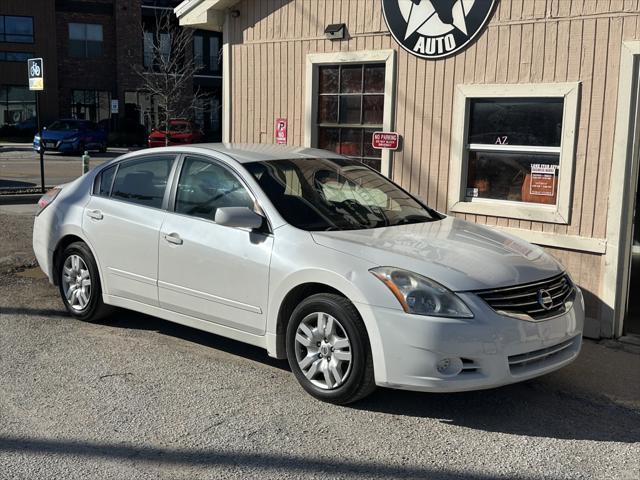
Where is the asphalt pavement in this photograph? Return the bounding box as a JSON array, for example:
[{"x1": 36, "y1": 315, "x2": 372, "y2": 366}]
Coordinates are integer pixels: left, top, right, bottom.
[
  {"x1": 0, "y1": 144, "x2": 129, "y2": 191},
  {"x1": 0, "y1": 206, "x2": 639, "y2": 479}
]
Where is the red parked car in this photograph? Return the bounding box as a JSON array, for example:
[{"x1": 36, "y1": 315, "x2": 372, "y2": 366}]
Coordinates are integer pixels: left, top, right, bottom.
[{"x1": 148, "y1": 119, "x2": 204, "y2": 148}]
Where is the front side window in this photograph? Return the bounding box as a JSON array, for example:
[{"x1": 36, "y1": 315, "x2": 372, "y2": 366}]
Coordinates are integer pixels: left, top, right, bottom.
[
  {"x1": 0, "y1": 16, "x2": 34, "y2": 43},
  {"x1": 315, "y1": 63, "x2": 385, "y2": 171},
  {"x1": 245, "y1": 157, "x2": 438, "y2": 231},
  {"x1": 465, "y1": 98, "x2": 563, "y2": 205},
  {"x1": 175, "y1": 157, "x2": 254, "y2": 220},
  {"x1": 111, "y1": 156, "x2": 175, "y2": 208},
  {"x1": 69, "y1": 23, "x2": 103, "y2": 58}
]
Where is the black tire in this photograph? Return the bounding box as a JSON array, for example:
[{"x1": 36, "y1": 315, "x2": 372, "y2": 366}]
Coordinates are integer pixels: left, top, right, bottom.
[
  {"x1": 286, "y1": 293, "x2": 376, "y2": 404},
  {"x1": 57, "y1": 241, "x2": 113, "y2": 322}
]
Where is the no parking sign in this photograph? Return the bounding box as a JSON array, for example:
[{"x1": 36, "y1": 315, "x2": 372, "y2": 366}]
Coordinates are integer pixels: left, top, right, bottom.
[{"x1": 275, "y1": 118, "x2": 288, "y2": 145}]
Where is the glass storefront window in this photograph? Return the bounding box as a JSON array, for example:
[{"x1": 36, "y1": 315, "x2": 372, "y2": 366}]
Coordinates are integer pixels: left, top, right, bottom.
[
  {"x1": 71, "y1": 90, "x2": 110, "y2": 122},
  {"x1": 0, "y1": 86, "x2": 36, "y2": 128},
  {"x1": 465, "y1": 98, "x2": 564, "y2": 205},
  {"x1": 316, "y1": 63, "x2": 386, "y2": 171}
]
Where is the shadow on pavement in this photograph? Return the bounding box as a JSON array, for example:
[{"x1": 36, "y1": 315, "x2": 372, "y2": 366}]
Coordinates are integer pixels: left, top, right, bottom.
[
  {"x1": 5, "y1": 303, "x2": 640, "y2": 444},
  {"x1": 0, "y1": 436, "x2": 560, "y2": 480}
]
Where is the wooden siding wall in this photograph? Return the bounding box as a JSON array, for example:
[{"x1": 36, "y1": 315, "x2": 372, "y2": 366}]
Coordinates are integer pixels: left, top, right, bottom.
[{"x1": 227, "y1": 0, "x2": 640, "y2": 333}]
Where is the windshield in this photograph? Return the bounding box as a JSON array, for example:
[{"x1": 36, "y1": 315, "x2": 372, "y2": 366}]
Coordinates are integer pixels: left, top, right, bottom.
[
  {"x1": 169, "y1": 122, "x2": 190, "y2": 132},
  {"x1": 48, "y1": 120, "x2": 82, "y2": 131},
  {"x1": 244, "y1": 157, "x2": 441, "y2": 231}
]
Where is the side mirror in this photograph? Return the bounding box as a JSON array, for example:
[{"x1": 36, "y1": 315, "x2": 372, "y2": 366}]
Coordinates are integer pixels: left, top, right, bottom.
[{"x1": 215, "y1": 207, "x2": 263, "y2": 230}]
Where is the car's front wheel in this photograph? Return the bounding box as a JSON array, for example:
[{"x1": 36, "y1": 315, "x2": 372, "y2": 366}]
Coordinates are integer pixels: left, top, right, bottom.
[
  {"x1": 286, "y1": 293, "x2": 375, "y2": 404},
  {"x1": 57, "y1": 242, "x2": 112, "y2": 321}
]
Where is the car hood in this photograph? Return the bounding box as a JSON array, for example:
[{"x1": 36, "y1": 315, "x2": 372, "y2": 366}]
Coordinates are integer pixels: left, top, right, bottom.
[{"x1": 310, "y1": 217, "x2": 563, "y2": 292}]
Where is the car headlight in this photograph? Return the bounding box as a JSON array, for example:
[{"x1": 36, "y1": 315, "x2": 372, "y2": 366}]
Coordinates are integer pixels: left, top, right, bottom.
[
  {"x1": 65, "y1": 137, "x2": 78, "y2": 143},
  {"x1": 370, "y1": 267, "x2": 474, "y2": 318}
]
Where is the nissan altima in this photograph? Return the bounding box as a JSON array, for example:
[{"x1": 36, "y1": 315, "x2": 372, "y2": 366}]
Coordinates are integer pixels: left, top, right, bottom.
[{"x1": 32, "y1": 144, "x2": 584, "y2": 404}]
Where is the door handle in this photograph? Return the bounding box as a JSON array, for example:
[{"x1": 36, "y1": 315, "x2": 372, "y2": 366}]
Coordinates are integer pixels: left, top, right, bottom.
[
  {"x1": 164, "y1": 233, "x2": 183, "y2": 245},
  {"x1": 86, "y1": 209, "x2": 103, "y2": 220}
]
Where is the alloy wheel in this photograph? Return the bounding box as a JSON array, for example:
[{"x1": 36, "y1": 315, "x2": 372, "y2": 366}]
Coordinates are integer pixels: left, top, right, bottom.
[
  {"x1": 61, "y1": 254, "x2": 92, "y2": 311},
  {"x1": 294, "y1": 311, "x2": 352, "y2": 390}
]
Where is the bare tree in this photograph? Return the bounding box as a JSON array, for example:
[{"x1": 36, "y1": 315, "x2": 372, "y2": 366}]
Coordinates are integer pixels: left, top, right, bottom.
[{"x1": 134, "y1": 11, "x2": 207, "y2": 145}]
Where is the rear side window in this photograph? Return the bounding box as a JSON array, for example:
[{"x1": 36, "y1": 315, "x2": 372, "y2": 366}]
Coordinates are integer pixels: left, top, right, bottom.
[
  {"x1": 111, "y1": 156, "x2": 175, "y2": 208},
  {"x1": 94, "y1": 164, "x2": 116, "y2": 196}
]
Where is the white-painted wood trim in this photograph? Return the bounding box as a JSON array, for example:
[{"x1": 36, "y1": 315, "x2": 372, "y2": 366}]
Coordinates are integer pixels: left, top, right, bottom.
[
  {"x1": 222, "y1": 11, "x2": 231, "y2": 143},
  {"x1": 448, "y1": 82, "x2": 581, "y2": 225},
  {"x1": 492, "y1": 226, "x2": 607, "y2": 254},
  {"x1": 304, "y1": 50, "x2": 397, "y2": 177},
  {"x1": 603, "y1": 41, "x2": 640, "y2": 338}
]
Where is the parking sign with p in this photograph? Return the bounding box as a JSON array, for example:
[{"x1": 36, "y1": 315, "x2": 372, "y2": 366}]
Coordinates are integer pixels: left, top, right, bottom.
[{"x1": 28, "y1": 58, "x2": 44, "y2": 91}]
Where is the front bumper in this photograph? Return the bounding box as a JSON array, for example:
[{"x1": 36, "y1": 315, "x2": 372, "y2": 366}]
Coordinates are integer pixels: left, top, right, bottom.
[
  {"x1": 357, "y1": 287, "x2": 584, "y2": 392},
  {"x1": 33, "y1": 138, "x2": 81, "y2": 153}
]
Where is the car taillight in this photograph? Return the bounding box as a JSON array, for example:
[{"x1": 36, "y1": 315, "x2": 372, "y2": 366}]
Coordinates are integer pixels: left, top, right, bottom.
[{"x1": 36, "y1": 187, "x2": 62, "y2": 216}]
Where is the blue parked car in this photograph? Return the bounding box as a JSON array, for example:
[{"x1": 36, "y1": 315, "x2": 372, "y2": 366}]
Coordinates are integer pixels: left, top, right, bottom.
[{"x1": 33, "y1": 119, "x2": 108, "y2": 154}]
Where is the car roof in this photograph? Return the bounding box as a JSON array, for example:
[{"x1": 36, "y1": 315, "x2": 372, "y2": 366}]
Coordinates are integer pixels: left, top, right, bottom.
[{"x1": 126, "y1": 143, "x2": 345, "y2": 164}]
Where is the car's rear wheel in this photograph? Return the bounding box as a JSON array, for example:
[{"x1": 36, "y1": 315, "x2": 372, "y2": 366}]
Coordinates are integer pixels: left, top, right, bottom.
[
  {"x1": 286, "y1": 293, "x2": 375, "y2": 404},
  {"x1": 58, "y1": 242, "x2": 112, "y2": 321}
]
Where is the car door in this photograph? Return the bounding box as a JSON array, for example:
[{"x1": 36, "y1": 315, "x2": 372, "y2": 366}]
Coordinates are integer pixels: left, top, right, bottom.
[
  {"x1": 83, "y1": 154, "x2": 177, "y2": 306},
  {"x1": 158, "y1": 155, "x2": 273, "y2": 335}
]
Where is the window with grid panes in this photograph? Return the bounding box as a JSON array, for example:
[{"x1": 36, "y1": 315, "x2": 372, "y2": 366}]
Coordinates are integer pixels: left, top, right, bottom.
[{"x1": 316, "y1": 63, "x2": 385, "y2": 171}]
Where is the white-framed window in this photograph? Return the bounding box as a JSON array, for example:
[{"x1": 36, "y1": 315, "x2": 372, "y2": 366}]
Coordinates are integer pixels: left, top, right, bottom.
[
  {"x1": 448, "y1": 83, "x2": 580, "y2": 224},
  {"x1": 305, "y1": 50, "x2": 396, "y2": 176}
]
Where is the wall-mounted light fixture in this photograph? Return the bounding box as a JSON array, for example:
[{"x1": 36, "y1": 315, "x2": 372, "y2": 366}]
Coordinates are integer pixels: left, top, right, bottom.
[
  {"x1": 230, "y1": 9, "x2": 240, "y2": 18},
  {"x1": 324, "y1": 23, "x2": 346, "y2": 41}
]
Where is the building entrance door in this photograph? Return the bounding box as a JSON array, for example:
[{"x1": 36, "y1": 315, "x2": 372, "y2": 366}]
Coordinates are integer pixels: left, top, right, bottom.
[{"x1": 624, "y1": 66, "x2": 640, "y2": 335}]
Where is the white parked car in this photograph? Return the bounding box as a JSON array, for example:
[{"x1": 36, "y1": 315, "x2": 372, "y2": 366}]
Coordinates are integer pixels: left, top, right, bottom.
[{"x1": 33, "y1": 144, "x2": 584, "y2": 404}]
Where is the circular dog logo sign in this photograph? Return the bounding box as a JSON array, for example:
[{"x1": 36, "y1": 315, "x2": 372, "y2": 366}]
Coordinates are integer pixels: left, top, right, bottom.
[{"x1": 382, "y1": 0, "x2": 497, "y2": 60}]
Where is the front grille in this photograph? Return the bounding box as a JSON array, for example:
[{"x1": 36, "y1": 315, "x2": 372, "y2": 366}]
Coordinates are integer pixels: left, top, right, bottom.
[
  {"x1": 475, "y1": 273, "x2": 574, "y2": 321},
  {"x1": 508, "y1": 336, "x2": 579, "y2": 374}
]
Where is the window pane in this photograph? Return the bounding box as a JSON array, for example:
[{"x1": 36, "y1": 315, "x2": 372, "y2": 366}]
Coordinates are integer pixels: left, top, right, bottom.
[
  {"x1": 340, "y1": 128, "x2": 362, "y2": 157},
  {"x1": 69, "y1": 23, "x2": 85, "y2": 40},
  {"x1": 194, "y1": 35, "x2": 203, "y2": 68},
  {"x1": 5, "y1": 16, "x2": 32, "y2": 35},
  {"x1": 86, "y1": 24, "x2": 103, "y2": 41},
  {"x1": 69, "y1": 40, "x2": 85, "y2": 57},
  {"x1": 86, "y1": 41, "x2": 102, "y2": 57},
  {"x1": 317, "y1": 95, "x2": 338, "y2": 124},
  {"x1": 97, "y1": 165, "x2": 116, "y2": 196},
  {"x1": 210, "y1": 36, "x2": 220, "y2": 70},
  {"x1": 340, "y1": 65, "x2": 362, "y2": 93},
  {"x1": 318, "y1": 127, "x2": 339, "y2": 153},
  {"x1": 175, "y1": 157, "x2": 254, "y2": 220},
  {"x1": 363, "y1": 95, "x2": 384, "y2": 124},
  {"x1": 339, "y1": 95, "x2": 361, "y2": 124},
  {"x1": 112, "y1": 156, "x2": 175, "y2": 208},
  {"x1": 468, "y1": 98, "x2": 564, "y2": 147},
  {"x1": 363, "y1": 129, "x2": 382, "y2": 159},
  {"x1": 318, "y1": 66, "x2": 338, "y2": 93},
  {"x1": 364, "y1": 64, "x2": 385, "y2": 93},
  {"x1": 466, "y1": 151, "x2": 560, "y2": 204}
]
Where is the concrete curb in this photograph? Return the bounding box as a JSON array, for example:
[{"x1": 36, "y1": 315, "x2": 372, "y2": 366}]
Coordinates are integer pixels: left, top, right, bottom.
[{"x1": 0, "y1": 193, "x2": 41, "y2": 205}]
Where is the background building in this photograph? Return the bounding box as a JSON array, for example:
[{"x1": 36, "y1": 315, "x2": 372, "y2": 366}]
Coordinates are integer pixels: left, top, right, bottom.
[
  {"x1": 0, "y1": 0, "x2": 223, "y2": 141},
  {"x1": 176, "y1": 0, "x2": 640, "y2": 340}
]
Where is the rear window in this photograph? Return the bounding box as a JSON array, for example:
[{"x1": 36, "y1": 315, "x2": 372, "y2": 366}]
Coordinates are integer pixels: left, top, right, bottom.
[{"x1": 110, "y1": 156, "x2": 175, "y2": 208}]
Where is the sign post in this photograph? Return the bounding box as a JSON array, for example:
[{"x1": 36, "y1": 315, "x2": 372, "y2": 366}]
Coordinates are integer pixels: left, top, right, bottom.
[{"x1": 28, "y1": 58, "x2": 45, "y2": 193}]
